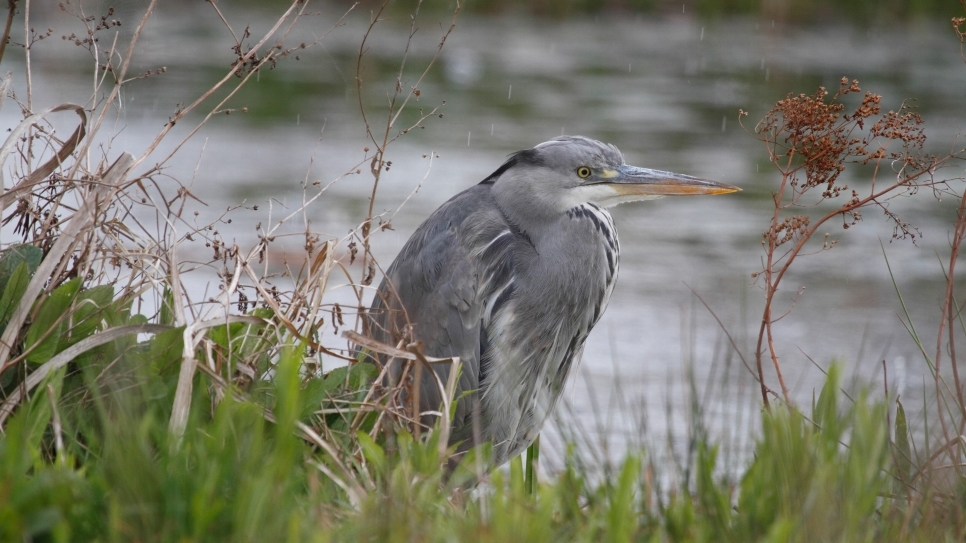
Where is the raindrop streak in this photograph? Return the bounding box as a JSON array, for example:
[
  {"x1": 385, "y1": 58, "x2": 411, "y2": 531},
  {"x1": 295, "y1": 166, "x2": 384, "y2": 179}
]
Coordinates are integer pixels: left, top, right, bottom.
[
  {"x1": 682, "y1": 4, "x2": 685, "y2": 13},
  {"x1": 508, "y1": 85, "x2": 512, "y2": 100},
  {"x1": 628, "y1": 63, "x2": 632, "y2": 72},
  {"x1": 490, "y1": 123, "x2": 494, "y2": 136},
  {"x1": 700, "y1": 27, "x2": 704, "y2": 41},
  {"x1": 296, "y1": 114, "x2": 300, "y2": 126},
  {"x1": 467, "y1": 132, "x2": 471, "y2": 146},
  {"x1": 721, "y1": 116, "x2": 727, "y2": 132}
]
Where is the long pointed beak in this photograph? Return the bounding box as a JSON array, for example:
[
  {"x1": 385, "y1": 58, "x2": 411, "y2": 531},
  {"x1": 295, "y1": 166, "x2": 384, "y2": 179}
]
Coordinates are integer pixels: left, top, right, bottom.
[{"x1": 598, "y1": 164, "x2": 740, "y2": 196}]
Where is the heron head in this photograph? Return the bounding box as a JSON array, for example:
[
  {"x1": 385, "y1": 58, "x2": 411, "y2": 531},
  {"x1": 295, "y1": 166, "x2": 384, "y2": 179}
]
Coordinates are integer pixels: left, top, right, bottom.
[{"x1": 486, "y1": 135, "x2": 739, "y2": 213}]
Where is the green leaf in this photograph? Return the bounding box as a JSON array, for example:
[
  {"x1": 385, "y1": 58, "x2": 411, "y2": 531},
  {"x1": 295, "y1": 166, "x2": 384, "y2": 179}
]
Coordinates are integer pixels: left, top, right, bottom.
[
  {"x1": 0, "y1": 261, "x2": 31, "y2": 330},
  {"x1": 608, "y1": 453, "x2": 641, "y2": 541},
  {"x1": 148, "y1": 326, "x2": 185, "y2": 377},
  {"x1": 509, "y1": 453, "x2": 525, "y2": 496},
  {"x1": 250, "y1": 306, "x2": 274, "y2": 320},
  {"x1": 319, "y1": 362, "x2": 378, "y2": 397},
  {"x1": 208, "y1": 322, "x2": 247, "y2": 350},
  {"x1": 300, "y1": 377, "x2": 335, "y2": 421},
  {"x1": 695, "y1": 442, "x2": 730, "y2": 534},
  {"x1": 207, "y1": 311, "x2": 273, "y2": 363},
  {"x1": 159, "y1": 287, "x2": 175, "y2": 326},
  {"x1": 813, "y1": 362, "x2": 843, "y2": 455},
  {"x1": 67, "y1": 285, "x2": 115, "y2": 343},
  {"x1": 307, "y1": 362, "x2": 377, "y2": 425},
  {"x1": 525, "y1": 435, "x2": 539, "y2": 495},
  {"x1": 894, "y1": 398, "x2": 911, "y2": 485},
  {"x1": 357, "y1": 431, "x2": 387, "y2": 474},
  {"x1": 21, "y1": 366, "x2": 67, "y2": 453},
  {"x1": 0, "y1": 244, "x2": 42, "y2": 292},
  {"x1": 24, "y1": 278, "x2": 82, "y2": 365},
  {"x1": 346, "y1": 361, "x2": 378, "y2": 391}
]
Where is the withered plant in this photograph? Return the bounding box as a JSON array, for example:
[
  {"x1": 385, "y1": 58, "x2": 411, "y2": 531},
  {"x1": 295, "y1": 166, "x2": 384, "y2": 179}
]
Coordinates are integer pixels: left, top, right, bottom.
[
  {"x1": 0, "y1": 0, "x2": 465, "y2": 504},
  {"x1": 746, "y1": 77, "x2": 964, "y2": 407},
  {"x1": 746, "y1": 13, "x2": 966, "y2": 515}
]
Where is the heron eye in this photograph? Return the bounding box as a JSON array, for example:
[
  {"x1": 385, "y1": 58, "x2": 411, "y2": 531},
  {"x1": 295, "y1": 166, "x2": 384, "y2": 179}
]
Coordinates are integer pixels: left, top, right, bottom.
[{"x1": 576, "y1": 166, "x2": 592, "y2": 179}]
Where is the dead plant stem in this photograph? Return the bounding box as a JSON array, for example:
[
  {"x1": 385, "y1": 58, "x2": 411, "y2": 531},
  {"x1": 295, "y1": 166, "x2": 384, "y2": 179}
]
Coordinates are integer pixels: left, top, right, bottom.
[
  {"x1": 67, "y1": 0, "x2": 157, "y2": 183},
  {"x1": 357, "y1": 1, "x2": 459, "y2": 281},
  {"x1": 756, "y1": 144, "x2": 950, "y2": 408},
  {"x1": 756, "y1": 152, "x2": 796, "y2": 406},
  {"x1": 355, "y1": 1, "x2": 392, "y2": 280},
  {"x1": 22, "y1": 0, "x2": 29, "y2": 112},
  {"x1": 938, "y1": 190, "x2": 966, "y2": 435},
  {"x1": 0, "y1": 0, "x2": 16, "y2": 66}
]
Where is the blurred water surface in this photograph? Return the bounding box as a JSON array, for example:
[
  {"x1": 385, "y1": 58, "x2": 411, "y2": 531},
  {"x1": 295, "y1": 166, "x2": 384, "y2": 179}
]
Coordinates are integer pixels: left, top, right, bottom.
[{"x1": 10, "y1": 4, "x2": 966, "y2": 471}]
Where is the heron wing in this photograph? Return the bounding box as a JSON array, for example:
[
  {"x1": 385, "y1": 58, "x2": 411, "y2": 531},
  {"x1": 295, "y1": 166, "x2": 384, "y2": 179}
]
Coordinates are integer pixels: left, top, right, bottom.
[{"x1": 369, "y1": 184, "x2": 524, "y2": 443}]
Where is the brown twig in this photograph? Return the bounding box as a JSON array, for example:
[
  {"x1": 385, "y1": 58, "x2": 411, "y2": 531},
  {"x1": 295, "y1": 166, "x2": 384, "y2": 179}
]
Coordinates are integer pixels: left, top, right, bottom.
[
  {"x1": 356, "y1": 1, "x2": 460, "y2": 285},
  {"x1": 937, "y1": 191, "x2": 966, "y2": 429},
  {"x1": 0, "y1": 0, "x2": 17, "y2": 66},
  {"x1": 21, "y1": 0, "x2": 29, "y2": 111}
]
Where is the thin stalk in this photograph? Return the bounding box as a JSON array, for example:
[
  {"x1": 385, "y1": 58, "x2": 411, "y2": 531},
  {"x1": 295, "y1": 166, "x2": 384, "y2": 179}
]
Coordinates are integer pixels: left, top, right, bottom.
[
  {"x1": 756, "y1": 150, "x2": 797, "y2": 406},
  {"x1": 525, "y1": 435, "x2": 540, "y2": 495},
  {"x1": 356, "y1": 1, "x2": 459, "y2": 283},
  {"x1": 756, "y1": 154, "x2": 949, "y2": 407},
  {"x1": 0, "y1": 0, "x2": 17, "y2": 66},
  {"x1": 937, "y1": 191, "x2": 966, "y2": 425},
  {"x1": 22, "y1": 0, "x2": 29, "y2": 111},
  {"x1": 883, "y1": 240, "x2": 960, "y2": 457}
]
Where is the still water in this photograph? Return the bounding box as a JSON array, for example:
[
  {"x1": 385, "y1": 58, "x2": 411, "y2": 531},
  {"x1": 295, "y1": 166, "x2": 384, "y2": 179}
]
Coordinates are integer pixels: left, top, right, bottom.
[{"x1": 10, "y1": 3, "x2": 966, "y2": 473}]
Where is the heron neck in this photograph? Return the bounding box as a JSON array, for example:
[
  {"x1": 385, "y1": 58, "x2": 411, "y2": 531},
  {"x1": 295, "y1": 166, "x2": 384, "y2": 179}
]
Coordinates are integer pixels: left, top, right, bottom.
[{"x1": 491, "y1": 172, "x2": 570, "y2": 244}]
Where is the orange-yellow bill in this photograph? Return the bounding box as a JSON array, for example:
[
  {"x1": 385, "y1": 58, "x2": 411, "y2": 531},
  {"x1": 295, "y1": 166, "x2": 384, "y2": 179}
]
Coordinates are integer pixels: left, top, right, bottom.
[{"x1": 599, "y1": 165, "x2": 740, "y2": 196}]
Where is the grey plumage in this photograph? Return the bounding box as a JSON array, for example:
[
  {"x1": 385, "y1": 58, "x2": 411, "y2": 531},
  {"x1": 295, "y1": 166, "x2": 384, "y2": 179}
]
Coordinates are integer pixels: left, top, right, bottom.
[{"x1": 366, "y1": 136, "x2": 738, "y2": 467}]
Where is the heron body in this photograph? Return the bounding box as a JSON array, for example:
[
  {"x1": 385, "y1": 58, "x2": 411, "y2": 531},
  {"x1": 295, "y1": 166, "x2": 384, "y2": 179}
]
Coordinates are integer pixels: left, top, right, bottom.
[{"x1": 367, "y1": 136, "x2": 737, "y2": 467}]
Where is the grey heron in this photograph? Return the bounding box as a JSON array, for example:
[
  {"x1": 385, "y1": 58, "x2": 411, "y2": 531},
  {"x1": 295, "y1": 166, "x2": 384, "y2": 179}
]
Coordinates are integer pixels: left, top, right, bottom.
[{"x1": 366, "y1": 135, "x2": 738, "y2": 467}]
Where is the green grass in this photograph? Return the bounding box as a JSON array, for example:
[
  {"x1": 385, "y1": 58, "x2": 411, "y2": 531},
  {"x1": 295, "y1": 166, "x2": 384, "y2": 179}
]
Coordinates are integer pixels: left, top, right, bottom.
[
  {"x1": 0, "y1": 159, "x2": 961, "y2": 542},
  {"x1": 1, "y1": 291, "x2": 963, "y2": 543}
]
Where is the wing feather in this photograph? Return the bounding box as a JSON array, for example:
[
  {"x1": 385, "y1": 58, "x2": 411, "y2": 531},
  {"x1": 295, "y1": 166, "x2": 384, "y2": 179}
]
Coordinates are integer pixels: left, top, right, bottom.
[{"x1": 368, "y1": 185, "x2": 525, "y2": 448}]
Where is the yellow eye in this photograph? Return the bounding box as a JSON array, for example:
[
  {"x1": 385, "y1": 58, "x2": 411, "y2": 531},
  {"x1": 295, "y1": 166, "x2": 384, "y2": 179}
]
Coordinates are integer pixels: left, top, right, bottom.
[{"x1": 576, "y1": 166, "x2": 592, "y2": 179}]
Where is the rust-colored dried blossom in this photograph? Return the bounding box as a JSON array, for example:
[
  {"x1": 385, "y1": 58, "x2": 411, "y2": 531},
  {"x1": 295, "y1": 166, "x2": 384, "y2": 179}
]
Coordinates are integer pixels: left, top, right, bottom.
[
  {"x1": 768, "y1": 214, "x2": 810, "y2": 247},
  {"x1": 754, "y1": 77, "x2": 930, "y2": 243},
  {"x1": 869, "y1": 104, "x2": 926, "y2": 154},
  {"x1": 748, "y1": 77, "x2": 953, "y2": 407}
]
